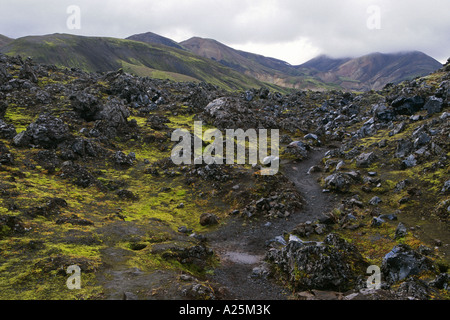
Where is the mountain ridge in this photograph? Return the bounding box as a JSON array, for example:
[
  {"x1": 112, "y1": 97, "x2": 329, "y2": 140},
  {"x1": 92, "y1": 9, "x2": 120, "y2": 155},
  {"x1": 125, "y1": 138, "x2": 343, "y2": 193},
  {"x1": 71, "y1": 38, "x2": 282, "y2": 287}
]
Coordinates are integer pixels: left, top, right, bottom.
[
  {"x1": 0, "y1": 35, "x2": 14, "y2": 48},
  {"x1": 0, "y1": 31, "x2": 443, "y2": 92},
  {"x1": 307, "y1": 51, "x2": 443, "y2": 90},
  {"x1": 179, "y1": 36, "x2": 442, "y2": 91},
  {"x1": 180, "y1": 36, "x2": 328, "y2": 90},
  {"x1": 0, "y1": 33, "x2": 286, "y2": 92},
  {"x1": 126, "y1": 32, "x2": 185, "y2": 50}
]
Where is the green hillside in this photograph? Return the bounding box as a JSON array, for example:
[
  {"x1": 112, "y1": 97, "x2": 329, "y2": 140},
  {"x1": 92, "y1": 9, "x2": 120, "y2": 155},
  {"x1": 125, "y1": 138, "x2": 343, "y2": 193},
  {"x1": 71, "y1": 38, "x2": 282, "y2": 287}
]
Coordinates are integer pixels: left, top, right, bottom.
[{"x1": 0, "y1": 33, "x2": 287, "y2": 93}]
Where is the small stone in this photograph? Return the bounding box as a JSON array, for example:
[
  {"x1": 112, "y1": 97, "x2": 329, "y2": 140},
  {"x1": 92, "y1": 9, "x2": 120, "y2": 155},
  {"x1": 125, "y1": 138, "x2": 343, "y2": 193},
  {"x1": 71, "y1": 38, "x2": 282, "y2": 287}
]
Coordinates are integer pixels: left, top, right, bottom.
[
  {"x1": 199, "y1": 213, "x2": 219, "y2": 226},
  {"x1": 395, "y1": 222, "x2": 408, "y2": 239},
  {"x1": 371, "y1": 216, "x2": 385, "y2": 227},
  {"x1": 442, "y1": 180, "x2": 450, "y2": 193},
  {"x1": 178, "y1": 226, "x2": 191, "y2": 234},
  {"x1": 122, "y1": 292, "x2": 138, "y2": 300},
  {"x1": 369, "y1": 196, "x2": 382, "y2": 206}
]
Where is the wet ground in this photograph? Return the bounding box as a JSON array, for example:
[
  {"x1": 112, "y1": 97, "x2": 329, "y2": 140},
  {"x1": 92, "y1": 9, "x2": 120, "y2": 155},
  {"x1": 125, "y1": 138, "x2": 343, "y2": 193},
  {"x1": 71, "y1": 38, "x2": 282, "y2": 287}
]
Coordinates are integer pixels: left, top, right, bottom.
[{"x1": 206, "y1": 148, "x2": 338, "y2": 299}]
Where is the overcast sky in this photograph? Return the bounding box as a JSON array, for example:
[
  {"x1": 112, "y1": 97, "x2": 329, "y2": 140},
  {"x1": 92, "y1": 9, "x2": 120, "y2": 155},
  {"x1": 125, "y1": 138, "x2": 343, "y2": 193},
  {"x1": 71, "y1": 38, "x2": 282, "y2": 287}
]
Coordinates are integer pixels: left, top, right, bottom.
[{"x1": 1, "y1": 0, "x2": 449, "y2": 65}]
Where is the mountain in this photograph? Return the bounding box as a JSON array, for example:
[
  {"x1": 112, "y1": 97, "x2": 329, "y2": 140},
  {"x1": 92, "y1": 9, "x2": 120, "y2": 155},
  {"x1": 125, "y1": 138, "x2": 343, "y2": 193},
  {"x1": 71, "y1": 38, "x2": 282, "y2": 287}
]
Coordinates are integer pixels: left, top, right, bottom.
[
  {"x1": 180, "y1": 37, "x2": 336, "y2": 90},
  {"x1": 1, "y1": 31, "x2": 443, "y2": 92},
  {"x1": 297, "y1": 54, "x2": 352, "y2": 72},
  {"x1": 299, "y1": 51, "x2": 443, "y2": 91},
  {"x1": 0, "y1": 35, "x2": 13, "y2": 48},
  {"x1": 126, "y1": 31, "x2": 185, "y2": 50},
  {"x1": 0, "y1": 33, "x2": 285, "y2": 92},
  {"x1": 180, "y1": 36, "x2": 442, "y2": 91}
]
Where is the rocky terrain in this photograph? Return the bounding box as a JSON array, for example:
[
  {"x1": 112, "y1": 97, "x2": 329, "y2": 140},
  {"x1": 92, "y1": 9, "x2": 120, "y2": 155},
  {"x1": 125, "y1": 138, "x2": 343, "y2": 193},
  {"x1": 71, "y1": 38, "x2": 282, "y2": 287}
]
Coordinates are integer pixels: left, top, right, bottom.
[{"x1": 0, "y1": 53, "x2": 449, "y2": 300}]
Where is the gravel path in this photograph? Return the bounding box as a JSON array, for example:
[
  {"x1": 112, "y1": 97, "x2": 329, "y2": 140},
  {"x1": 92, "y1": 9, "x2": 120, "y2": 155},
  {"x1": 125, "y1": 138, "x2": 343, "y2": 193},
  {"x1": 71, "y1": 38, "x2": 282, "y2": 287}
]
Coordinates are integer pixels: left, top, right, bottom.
[{"x1": 206, "y1": 148, "x2": 338, "y2": 300}]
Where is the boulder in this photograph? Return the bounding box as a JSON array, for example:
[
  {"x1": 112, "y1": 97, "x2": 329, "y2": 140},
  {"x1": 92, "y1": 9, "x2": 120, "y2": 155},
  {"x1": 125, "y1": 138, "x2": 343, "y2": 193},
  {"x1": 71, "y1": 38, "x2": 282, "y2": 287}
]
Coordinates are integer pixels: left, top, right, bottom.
[
  {"x1": 429, "y1": 273, "x2": 449, "y2": 290},
  {"x1": 381, "y1": 244, "x2": 434, "y2": 284},
  {"x1": 12, "y1": 131, "x2": 32, "y2": 148},
  {"x1": 423, "y1": 96, "x2": 443, "y2": 115},
  {"x1": 70, "y1": 138, "x2": 101, "y2": 158},
  {"x1": 391, "y1": 96, "x2": 425, "y2": 115},
  {"x1": 372, "y1": 104, "x2": 395, "y2": 122},
  {"x1": 99, "y1": 98, "x2": 130, "y2": 127},
  {"x1": 394, "y1": 222, "x2": 408, "y2": 239},
  {"x1": 389, "y1": 122, "x2": 406, "y2": 136},
  {"x1": 69, "y1": 91, "x2": 102, "y2": 121},
  {"x1": 92, "y1": 99, "x2": 131, "y2": 138},
  {"x1": 202, "y1": 97, "x2": 258, "y2": 130},
  {"x1": 396, "y1": 278, "x2": 432, "y2": 300},
  {"x1": 324, "y1": 173, "x2": 353, "y2": 193},
  {"x1": 18, "y1": 59, "x2": 38, "y2": 83},
  {"x1": 413, "y1": 132, "x2": 431, "y2": 149},
  {"x1": 113, "y1": 151, "x2": 135, "y2": 167},
  {"x1": 0, "y1": 64, "x2": 12, "y2": 86},
  {"x1": 369, "y1": 196, "x2": 382, "y2": 206},
  {"x1": 21, "y1": 114, "x2": 70, "y2": 149},
  {"x1": 442, "y1": 180, "x2": 450, "y2": 193},
  {"x1": 199, "y1": 213, "x2": 219, "y2": 226},
  {"x1": 286, "y1": 140, "x2": 309, "y2": 159},
  {"x1": 371, "y1": 216, "x2": 385, "y2": 227},
  {"x1": 304, "y1": 133, "x2": 318, "y2": 141},
  {"x1": 435, "y1": 199, "x2": 450, "y2": 219},
  {"x1": 0, "y1": 119, "x2": 17, "y2": 139},
  {"x1": 356, "y1": 152, "x2": 377, "y2": 168},
  {"x1": 395, "y1": 139, "x2": 413, "y2": 158},
  {"x1": 60, "y1": 161, "x2": 97, "y2": 188},
  {"x1": 266, "y1": 234, "x2": 368, "y2": 291},
  {"x1": 401, "y1": 154, "x2": 417, "y2": 169}
]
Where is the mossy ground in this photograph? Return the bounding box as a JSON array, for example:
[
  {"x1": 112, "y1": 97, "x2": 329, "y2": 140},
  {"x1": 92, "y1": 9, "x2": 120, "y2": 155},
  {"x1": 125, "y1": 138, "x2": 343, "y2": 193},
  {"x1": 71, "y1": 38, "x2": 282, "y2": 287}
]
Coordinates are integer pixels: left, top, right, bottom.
[
  {"x1": 1, "y1": 57, "x2": 449, "y2": 300},
  {"x1": 0, "y1": 66, "x2": 232, "y2": 299}
]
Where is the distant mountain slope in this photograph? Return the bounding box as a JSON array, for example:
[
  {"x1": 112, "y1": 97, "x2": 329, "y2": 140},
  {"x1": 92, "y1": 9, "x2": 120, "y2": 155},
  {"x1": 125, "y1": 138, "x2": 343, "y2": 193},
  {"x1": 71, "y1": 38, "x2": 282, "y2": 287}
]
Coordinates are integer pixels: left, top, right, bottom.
[
  {"x1": 297, "y1": 54, "x2": 352, "y2": 72},
  {"x1": 181, "y1": 37, "x2": 293, "y2": 73},
  {"x1": 0, "y1": 33, "x2": 285, "y2": 92},
  {"x1": 126, "y1": 32, "x2": 185, "y2": 50},
  {"x1": 299, "y1": 51, "x2": 443, "y2": 91},
  {"x1": 180, "y1": 37, "x2": 336, "y2": 90},
  {"x1": 180, "y1": 36, "x2": 441, "y2": 91},
  {"x1": 0, "y1": 35, "x2": 13, "y2": 48},
  {"x1": 1, "y1": 31, "x2": 443, "y2": 92}
]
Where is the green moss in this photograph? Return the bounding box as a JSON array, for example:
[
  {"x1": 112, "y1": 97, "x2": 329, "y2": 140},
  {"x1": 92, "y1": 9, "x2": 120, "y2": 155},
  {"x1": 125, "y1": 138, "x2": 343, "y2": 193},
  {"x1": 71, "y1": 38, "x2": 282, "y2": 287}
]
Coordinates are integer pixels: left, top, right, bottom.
[{"x1": 4, "y1": 105, "x2": 36, "y2": 133}]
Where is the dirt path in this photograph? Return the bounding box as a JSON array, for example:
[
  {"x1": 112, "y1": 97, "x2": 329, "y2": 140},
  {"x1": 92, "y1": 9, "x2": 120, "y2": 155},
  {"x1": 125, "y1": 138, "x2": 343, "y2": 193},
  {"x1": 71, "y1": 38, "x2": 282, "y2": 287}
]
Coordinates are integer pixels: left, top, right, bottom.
[{"x1": 206, "y1": 148, "x2": 338, "y2": 300}]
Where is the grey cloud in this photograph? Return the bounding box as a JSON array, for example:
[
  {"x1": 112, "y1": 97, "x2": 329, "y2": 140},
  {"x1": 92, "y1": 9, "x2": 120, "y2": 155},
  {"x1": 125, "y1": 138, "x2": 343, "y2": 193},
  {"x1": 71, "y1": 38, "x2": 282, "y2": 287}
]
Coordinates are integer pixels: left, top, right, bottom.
[{"x1": 0, "y1": 0, "x2": 448, "y2": 63}]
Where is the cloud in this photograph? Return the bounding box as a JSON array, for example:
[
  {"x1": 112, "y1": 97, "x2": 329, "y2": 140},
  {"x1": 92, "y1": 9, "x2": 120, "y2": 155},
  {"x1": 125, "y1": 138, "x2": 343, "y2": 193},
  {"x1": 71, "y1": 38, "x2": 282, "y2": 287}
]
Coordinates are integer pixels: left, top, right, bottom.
[{"x1": 0, "y1": 0, "x2": 449, "y2": 64}]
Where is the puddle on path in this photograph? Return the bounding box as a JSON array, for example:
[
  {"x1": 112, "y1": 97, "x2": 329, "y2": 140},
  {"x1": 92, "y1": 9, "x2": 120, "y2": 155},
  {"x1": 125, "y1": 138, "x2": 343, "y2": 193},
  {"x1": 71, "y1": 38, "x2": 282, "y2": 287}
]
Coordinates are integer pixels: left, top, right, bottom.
[{"x1": 220, "y1": 251, "x2": 264, "y2": 265}]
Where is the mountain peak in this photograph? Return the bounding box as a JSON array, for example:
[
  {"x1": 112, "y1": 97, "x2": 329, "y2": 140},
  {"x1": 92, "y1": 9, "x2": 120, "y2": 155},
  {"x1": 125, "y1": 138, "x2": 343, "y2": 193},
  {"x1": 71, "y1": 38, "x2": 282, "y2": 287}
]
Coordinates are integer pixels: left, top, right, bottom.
[
  {"x1": 126, "y1": 32, "x2": 184, "y2": 50},
  {"x1": 304, "y1": 50, "x2": 443, "y2": 90}
]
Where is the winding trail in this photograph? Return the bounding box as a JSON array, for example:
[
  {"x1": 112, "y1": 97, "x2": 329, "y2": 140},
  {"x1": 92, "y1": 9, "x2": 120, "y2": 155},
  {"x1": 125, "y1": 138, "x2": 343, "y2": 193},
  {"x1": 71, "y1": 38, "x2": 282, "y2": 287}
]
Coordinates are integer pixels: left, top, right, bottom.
[{"x1": 206, "y1": 148, "x2": 338, "y2": 299}]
